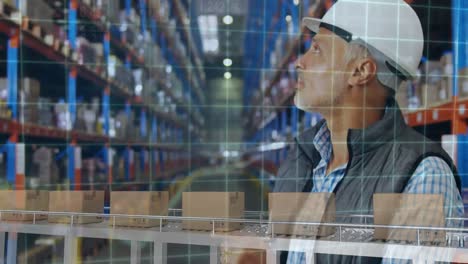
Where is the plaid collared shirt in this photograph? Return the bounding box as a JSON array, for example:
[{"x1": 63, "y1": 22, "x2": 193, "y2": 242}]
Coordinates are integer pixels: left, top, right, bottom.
[{"x1": 287, "y1": 121, "x2": 464, "y2": 264}]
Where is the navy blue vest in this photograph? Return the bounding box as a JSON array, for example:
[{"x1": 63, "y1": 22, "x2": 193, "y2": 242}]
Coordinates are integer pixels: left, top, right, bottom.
[{"x1": 274, "y1": 100, "x2": 461, "y2": 263}]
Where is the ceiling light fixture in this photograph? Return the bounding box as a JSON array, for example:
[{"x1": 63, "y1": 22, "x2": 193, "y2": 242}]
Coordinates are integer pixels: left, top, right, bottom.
[
  {"x1": 223, "y1": 15, "x2": 233, "y2": 25},
  {"x1": 223, "y1": 58, "x2": 233, "y2": 67}
]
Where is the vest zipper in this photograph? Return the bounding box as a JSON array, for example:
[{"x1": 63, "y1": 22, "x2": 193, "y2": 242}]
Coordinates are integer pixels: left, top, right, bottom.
[{"x1": 344, "y1": 133, "x2": 353, "y2": 175}]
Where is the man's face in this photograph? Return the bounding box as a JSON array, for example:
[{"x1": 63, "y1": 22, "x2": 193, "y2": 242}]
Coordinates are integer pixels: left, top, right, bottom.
[{"x1": 294, "y1": 28, "x2": 350, "y2": 112}]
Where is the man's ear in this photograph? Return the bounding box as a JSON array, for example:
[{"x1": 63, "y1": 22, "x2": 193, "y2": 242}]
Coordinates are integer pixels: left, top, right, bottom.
[{"x1": 347, "y1": 58, "x2": 378, "y2": 86}]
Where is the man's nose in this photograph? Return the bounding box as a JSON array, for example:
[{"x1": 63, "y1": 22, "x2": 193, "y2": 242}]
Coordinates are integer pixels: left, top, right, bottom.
[{"x1": 295, "y1": 56, "x2": 303, "y2": 70}]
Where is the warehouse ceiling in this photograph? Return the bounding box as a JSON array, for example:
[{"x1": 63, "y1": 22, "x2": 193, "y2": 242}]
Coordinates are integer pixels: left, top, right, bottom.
[
  {"x1": 190, "y1": 0, "x2": 453, "y2": 68},
  {"x1": 193, "y1": 0, "x2": 247, "y2": 80}
]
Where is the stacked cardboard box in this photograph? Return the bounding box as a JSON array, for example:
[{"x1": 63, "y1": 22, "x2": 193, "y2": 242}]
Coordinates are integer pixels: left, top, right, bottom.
[
  {"x1": 119, "y1": 9, "x2": 141, "y2": 47},
  {"x1": 416, "y1": 55, "x2": 454, "y2": 108},
  {"x1": 54, "y1": 100, "x2": 72, "y2": 130},
  {"x1": 133, "y1": 69, "x2": 144, "y2": 97},
  {"x1": 144, "y1": 44, "x2": 161, "y2": 67},
  {"x1": 117, "y1": 66, "x2": 134, "y2": 90},
  {"x1": 18, "y1": 0, "x2": 55, "y2": 34},
  {"x1": 157, "y1": 0, "x2": 170, "y2": 22},
  {"x1": 91, "y1": 43, "x2": 104, "y2": 73},
  {"x1": 48, "y1": 191, "x2": 104, "y2": 224},
  {"x1": 108, "y1": 55, "x2": 119, "y2": 79},
  {"x1": 170, "y1": 75, "x2": 184, "y2": 99},
  {"x1": 182, "y1": 192, "x2": 245, "y2": 232},
  {"x1": 440, "y1": 52, "x2": 454, "y2": 101},
  {"x1": 32, "y1": 146, "x2": 58, "y2": 188},
  {"x1": 74, "y1": 104, "x2": 87, "y2": 132},
  {"x1": 142, "y1": 78, "x2": 158, "y2": 106},
  {"x1": 269, "y1": 193, "x2": 336, "y2": 237},
  {"x1": 418, "y1": 60, "x2": 442, "y2": 108},
  {"x1": 459, "y1": 68, "x2": 468, "y2": 98},
  {"x1": 108, "y1": 54, "x2": 134, "y2": 89},
  {"x1": 115, "y1": 111, "x2": 128, "y2": 139},
  {"x1": 167, "y1": 19, "x2": 177, "y2": 40},
  {"x1": 37, "y1": 98, "x2": 53, "y2": 126},
  {"x1": 114, "y1": 109, "x2": 137, "y2": 139},
  {"x1": 0, "y1": 78, "x2": 40, "y2": 123},
  {"x1": 76, "y1": 37, "x2": 99, "y2": 69},
  {"x1": 135, "y1": 31, "x2": 151, "y2": 58},
  {"x1": 393, "y1": 55, "x2": 457, "y2": 111},
  {"x1": 99, "y1": 1, "x2": 120, "y2": 24},
  {"x1": 110, "y1": 191, "x2": 169, "y2": 228},
  {"x1": 0, "y1": 190, "x2": 49, "y2": 221},
  {"x1": 0, "y1": 78, "x2": 10, "y2": 118},
  {"x1": 83, "y1": 107, "x2": 98, "y2": 134},
  {"x1": 19, "y1": 78, "x2": 40, "y2": 124}
]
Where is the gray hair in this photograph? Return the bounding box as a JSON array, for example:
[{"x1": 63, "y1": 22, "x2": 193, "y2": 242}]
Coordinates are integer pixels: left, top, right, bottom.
[
  {"x1": 344, "y1": 42, "x2": 371, "y2": 65},
  {"x1": 343, "y1": 42, "x2": 398, "y2": 96}
]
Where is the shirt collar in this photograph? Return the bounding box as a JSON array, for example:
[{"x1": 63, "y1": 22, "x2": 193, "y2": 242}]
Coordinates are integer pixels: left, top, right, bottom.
[
  {"x1": 296, "y1": 97, "x2": 406, "y2": 160},
  {"x1": 312, "y1": 121, "x2": 332, "y2": 162}
]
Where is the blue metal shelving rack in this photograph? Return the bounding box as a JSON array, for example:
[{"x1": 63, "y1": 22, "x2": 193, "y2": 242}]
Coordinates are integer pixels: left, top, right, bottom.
[{"x1": 0, "y1": 0, "x2": 208, "y2": 201}]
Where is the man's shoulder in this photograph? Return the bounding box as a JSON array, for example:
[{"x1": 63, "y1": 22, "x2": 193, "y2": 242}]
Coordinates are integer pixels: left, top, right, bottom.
[
  {"x1": 413, "y1": 156, "x2": 454, "y2": 175},
  {"x1": 396, "y1": 126, "x2": 450, "y2": 157}
]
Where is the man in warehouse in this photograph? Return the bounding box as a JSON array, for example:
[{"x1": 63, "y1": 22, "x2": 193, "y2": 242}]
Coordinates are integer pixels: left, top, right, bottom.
[{"x1": 273, "y1": 0, "x2": 464, "y2": 263}]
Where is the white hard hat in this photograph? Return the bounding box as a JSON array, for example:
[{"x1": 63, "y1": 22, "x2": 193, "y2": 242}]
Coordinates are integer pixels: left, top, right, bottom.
[{"x1": 303, "y1": 0, "x2": 424, "y2": 91}]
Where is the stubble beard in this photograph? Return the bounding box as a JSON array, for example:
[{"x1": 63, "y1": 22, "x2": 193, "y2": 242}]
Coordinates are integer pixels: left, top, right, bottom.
[{"x1": 294, "y1": 84, "x2": 346, "y2": 115}]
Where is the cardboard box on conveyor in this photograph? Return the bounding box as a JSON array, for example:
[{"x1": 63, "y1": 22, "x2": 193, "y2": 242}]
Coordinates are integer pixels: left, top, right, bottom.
[
  {"x1": 48, "y1": 191, "x2": 104, "y2": 225},
  {"x1": 182, "y1": 192, "x2": 244, "y2": 232},
  {"x1": 373, "y1": 193, "x2": 445, "y2": 244},
  {"x1": 110, "y1": 191, "x2": 169, "y2": 228},
  {"x1": 0, "y1": 190, "x2": 49, "y2": 222},
  {"x1": 269, "y1": 192, "x2": 336, "y2": 237}
]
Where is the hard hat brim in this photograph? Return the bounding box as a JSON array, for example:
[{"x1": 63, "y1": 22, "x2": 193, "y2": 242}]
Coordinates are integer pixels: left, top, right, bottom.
[{"x1": 302, "y1": 17, "x2": 322, "y2": 34}]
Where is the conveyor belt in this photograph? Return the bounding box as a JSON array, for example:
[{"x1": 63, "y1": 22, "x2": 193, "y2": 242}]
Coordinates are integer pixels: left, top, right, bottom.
[{"x1": 1, "y1": 210, "x2": 468, "y2": 264}]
